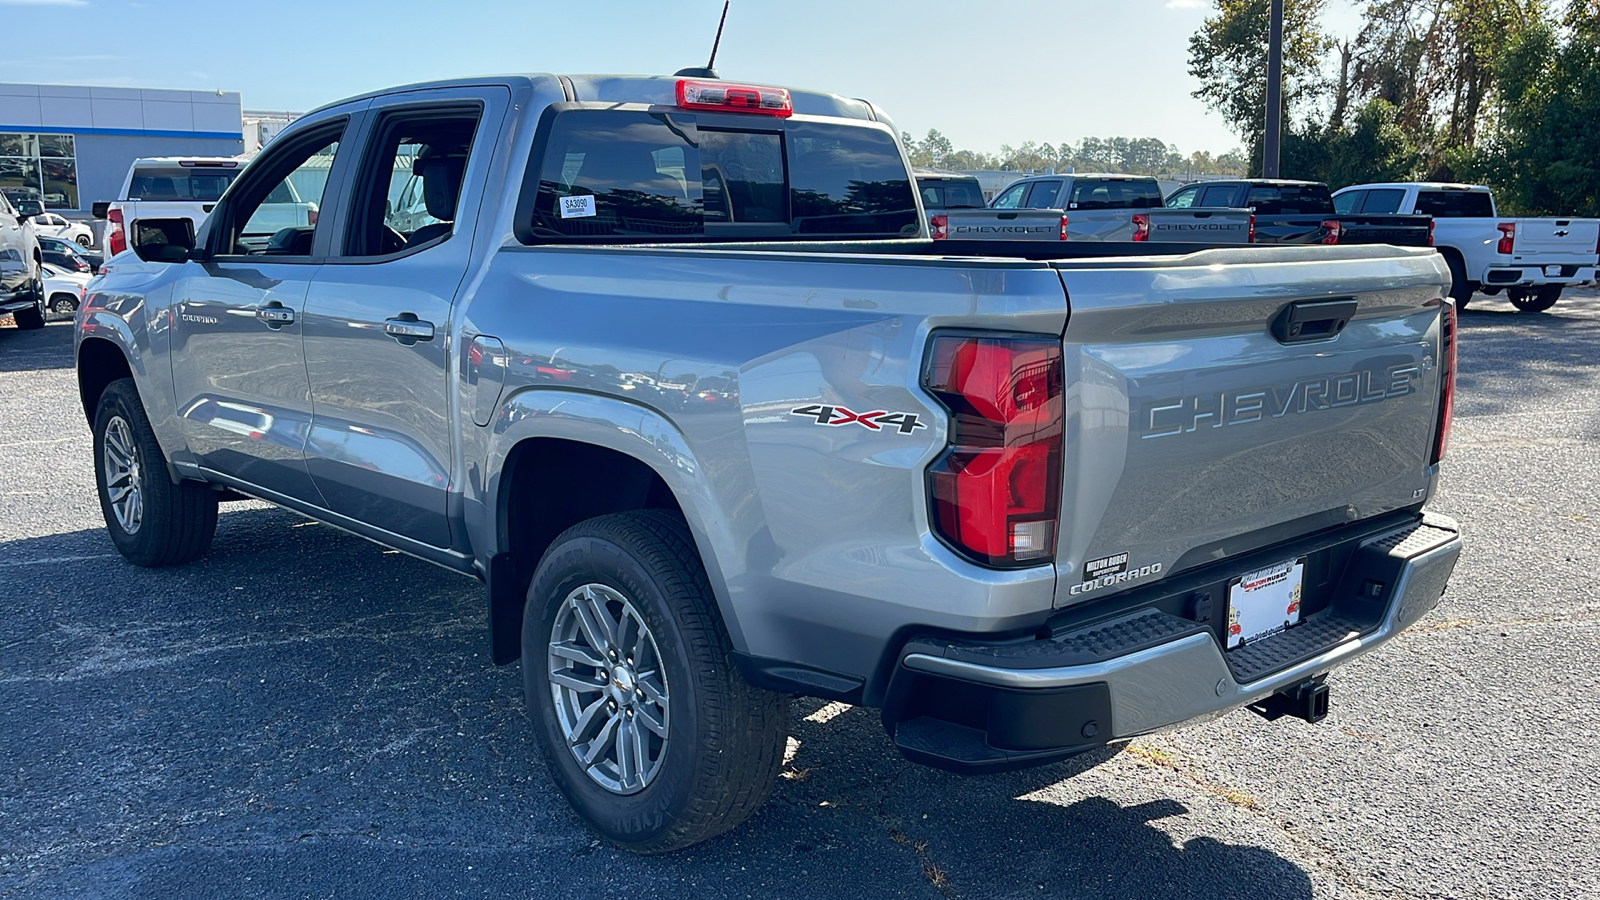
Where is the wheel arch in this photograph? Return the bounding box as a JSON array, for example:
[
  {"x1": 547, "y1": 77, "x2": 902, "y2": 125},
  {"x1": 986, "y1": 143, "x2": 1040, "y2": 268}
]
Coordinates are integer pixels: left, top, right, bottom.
[
  {"x1": 483, "y1": 390, "x2": 743, "y2": 665},
  {"x1": 77, "y1": 336, "x2": 134, "y2": 426}
]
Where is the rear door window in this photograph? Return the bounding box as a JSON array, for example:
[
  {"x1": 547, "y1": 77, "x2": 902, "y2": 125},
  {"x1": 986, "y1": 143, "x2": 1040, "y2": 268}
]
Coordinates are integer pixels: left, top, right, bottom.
[
  {"x1": 918, "y1": 179, "x2": 985, "y2": 210},
  {"x1": 1332, "y1": 190, "x2": 1364, "y2": 214},
  {"x1": 1415, "y1": 190, "x2": 1493, "y2": 218},
  {"x1": 1023, "y1": 181, "x2": 1062, "y2": 209},
  {"x1": 1357, "y1": 188, "x2": 1404, "y2": 214},
  {"x1": 524, "y1": 110, "x2": 918, "y2": 241},
  {"x1": 1245, "y1": 184, "x2": 1333, "y2": 215},
  {"x1": 1198, "y1": 184, "x2": 1239, "y2": 207},
  {"x1": 1068, "y1": 178, "x2": 1162, "y2": 210},
  {"x1": 128, "y1": 165, "x2": 241, "y2": 202}
]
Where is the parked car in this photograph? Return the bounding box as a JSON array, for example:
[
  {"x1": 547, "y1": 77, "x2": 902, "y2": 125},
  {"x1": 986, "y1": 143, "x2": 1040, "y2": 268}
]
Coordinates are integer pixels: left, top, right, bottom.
[
  {"x1": 0, "y1": 190, "x2": 46, "y2": 330},
  {"x1": 1166, "y1": 179, "x2": 1433, "y2": 247},
  {"x1": 1333, "y1": 182, "x2": 1600, "y2": 311},
  {"x1": 23, "y1": 210, "x2": 94, "y2": 247},
  {"x1": 939, "y1": 173, "x2": 1253, "y2": 244},
  {"x1": 915, "y1": 171, "x2": 987, "y2": 212},
  {"x1": 77, "y1": 71, "x2": 1462, "y2": 853},
  {"x1": 98, "y1": 157, "x2": 318, "y2": 257},
  {"x1": 37, "y1": 235, "x2": 100, "y2": 274},
  {"x1": 41, "y1": 261, "x2": 89, "y2": 315}
]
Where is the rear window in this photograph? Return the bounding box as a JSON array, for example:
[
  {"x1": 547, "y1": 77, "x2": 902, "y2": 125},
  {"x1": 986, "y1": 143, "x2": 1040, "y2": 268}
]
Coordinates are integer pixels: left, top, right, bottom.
[
  {"x1": 918, "y1": 179, "x2": 985, "y2": 210},
  {"x1": 523, "y1": 110, "x2": 919, "y2": 241},
  {"x1": 1067, "y1": 178, "x2": 1162, "y2": 210},
  {"x1": 126, "y1": 166, "x2": 240, "y2": 202},
  {"x1": 1415, "y1": 190, "x2": 1493, "y2": 218},
  {"x1": 1243, "y1": 183, "x2": 1333, "y2": 215}
]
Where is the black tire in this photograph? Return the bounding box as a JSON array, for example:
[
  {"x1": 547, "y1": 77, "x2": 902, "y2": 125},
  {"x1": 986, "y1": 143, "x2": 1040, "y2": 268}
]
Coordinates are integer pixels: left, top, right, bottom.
[
  {"x1": 1479, "y1": 286, "x2": 1502, "y2": 296},
  {"x1": 1508, "y1": 285, "x2": 1561, "y2": 313},
  {"x1": 75, "y1": 234, "x2": 92, "y2": 248},
  {"x1": 12, "y1": 277, "x2": 45, "y2": 330},
  {"x1": 1442, "y1": 251, "x2": 1473, "y2": 306},
  {"x1": 49, "y1": 293, "x2": 78, "y2": 315},
  {"x1": 522, "y1": 509, "x2": 788, "y2": 853},
  {"x1": 93, "y1": 378, "x2": 218, "y2": 567}
]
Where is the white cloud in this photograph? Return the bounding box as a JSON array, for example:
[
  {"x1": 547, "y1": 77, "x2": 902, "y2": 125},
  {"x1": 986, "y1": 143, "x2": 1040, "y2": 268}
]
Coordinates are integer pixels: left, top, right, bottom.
[
  {"x1": 0, "y1": 0, "x2": 89, "y2": 6},
  {"x1": 1166, "y1": 0, "x2": 1207, "y2": 8}
]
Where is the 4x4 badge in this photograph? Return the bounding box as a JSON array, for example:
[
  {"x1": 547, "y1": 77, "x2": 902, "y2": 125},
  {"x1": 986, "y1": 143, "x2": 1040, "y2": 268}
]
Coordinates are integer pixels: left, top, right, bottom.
[{"x1": 790, "y1": 404, "x2": 927, "y2": 434}]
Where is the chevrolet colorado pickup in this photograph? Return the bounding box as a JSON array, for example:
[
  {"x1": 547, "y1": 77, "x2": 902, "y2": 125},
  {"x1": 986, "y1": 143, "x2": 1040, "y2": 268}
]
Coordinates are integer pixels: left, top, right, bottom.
[
  {"x1": 1333, "y1": 181, "x2": 1600, "y2": 311},
  {"x1": 1167, "y1": 179, "x2": 1433, "y2": 248},
  {"x1": 936, "y1": 173, "x2": 1255, "y2": 244},
  {"x1": 76, "y1": 72, "x2": 1463, "y2": 853}
]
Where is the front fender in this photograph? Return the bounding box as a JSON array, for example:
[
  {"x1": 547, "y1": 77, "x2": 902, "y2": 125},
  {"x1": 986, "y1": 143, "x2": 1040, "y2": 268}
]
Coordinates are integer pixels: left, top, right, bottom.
[{"x1": 472, "y1": 387, "x2": 748, "y2": 649}]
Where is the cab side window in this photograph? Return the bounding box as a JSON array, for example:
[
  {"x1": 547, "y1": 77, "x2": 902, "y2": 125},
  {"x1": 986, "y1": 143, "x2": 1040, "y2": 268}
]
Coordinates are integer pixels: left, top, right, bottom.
[
  {"x1": 991, "y1": 182, "x2": 1027, "y2": 209},
  {"x1": 346, "y1": 108, "x2": 482, "y2": 257},
  {"x1": 1166, "y1": 186, "x2": 1198, "y2": 208},
  {"x1": 217, "y1": 122, "x2": 345, "y2": 257}
]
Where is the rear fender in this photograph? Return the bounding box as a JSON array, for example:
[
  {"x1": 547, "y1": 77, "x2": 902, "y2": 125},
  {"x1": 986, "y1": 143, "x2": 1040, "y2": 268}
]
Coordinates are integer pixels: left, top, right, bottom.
[{"x1": 476, "y1": 388, "x2": 745, "y2": 647}]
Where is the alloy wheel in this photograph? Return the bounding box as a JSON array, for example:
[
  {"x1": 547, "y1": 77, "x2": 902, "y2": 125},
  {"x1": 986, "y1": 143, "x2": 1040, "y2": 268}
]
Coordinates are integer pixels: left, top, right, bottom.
[
  {"x1": 102, "y1": 415, "x2": 144, "y2": 534},
  {"x1": 547, "y1": 583, "x2": 670, "y2": 794}
]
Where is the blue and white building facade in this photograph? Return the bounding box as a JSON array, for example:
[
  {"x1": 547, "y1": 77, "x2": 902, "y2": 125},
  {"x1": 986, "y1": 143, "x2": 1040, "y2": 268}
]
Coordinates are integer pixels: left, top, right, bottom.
[{"x1": 0, "y1": 83, "x2": 243, "y2": 220}]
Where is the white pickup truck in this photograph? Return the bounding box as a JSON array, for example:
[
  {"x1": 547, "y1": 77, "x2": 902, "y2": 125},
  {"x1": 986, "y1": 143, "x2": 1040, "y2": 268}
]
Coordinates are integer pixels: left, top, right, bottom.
[
  {"x1": 1333, "y1": 182, "x2": 1599, "y2": 312},
  {"x1": 99, "y1": 157, "x2": 319, "y2": 257}
]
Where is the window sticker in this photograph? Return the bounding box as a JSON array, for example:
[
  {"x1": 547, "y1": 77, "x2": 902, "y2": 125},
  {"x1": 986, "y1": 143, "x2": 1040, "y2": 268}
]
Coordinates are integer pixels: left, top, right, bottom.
[{"x1": 560, "y1": 195, "x2": 596, "y2": 218}]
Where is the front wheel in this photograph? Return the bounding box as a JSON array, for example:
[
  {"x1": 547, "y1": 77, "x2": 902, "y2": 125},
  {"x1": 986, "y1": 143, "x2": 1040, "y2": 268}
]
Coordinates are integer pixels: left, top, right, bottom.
[
  {"x1": 523, "y1": 510, "x2": 788, "y2": 853},
  {"x1": 93, "y1": 378, "x2": 218, "y2": 566},
  {"x1": 75, "y1": 234, "x2": 93, "y2": 248},
  {"x1": 1508, "y1": 285, "x2": 1561, "y2": 313},
  {"x1": 49, "y1": 293, "x2": 79, "y2": 315}
]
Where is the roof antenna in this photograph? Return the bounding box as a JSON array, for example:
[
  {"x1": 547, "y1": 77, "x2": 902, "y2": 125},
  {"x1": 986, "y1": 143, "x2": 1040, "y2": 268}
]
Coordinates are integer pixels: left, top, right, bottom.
[{"x1": 674, "y1": 1, "x2": 729, "y2": 79}]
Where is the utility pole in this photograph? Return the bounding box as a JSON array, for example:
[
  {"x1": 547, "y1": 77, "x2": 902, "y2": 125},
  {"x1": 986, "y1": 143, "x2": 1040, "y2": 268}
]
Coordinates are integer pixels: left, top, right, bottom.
[{"x1": 1262, "y1": 0, "x2": 1284, "y2": 177}]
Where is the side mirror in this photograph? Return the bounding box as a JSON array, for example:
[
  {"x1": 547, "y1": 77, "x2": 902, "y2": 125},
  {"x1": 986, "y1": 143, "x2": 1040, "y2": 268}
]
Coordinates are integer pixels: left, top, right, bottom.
[
  {"x1": 91, "y1": 201, "x2": 111, "y2": 220},
  {"x1": 130, "y1": 218, "x2": 196, "y2": 264},
  {"x1": 16, "y1": 200, "x2": 43, "y2": 219}
]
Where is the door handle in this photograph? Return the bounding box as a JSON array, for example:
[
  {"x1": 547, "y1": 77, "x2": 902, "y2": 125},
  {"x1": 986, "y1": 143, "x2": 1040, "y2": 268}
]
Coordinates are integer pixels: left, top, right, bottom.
[
  {"x1": 384, "y1": 314, "x2": 435, "y2": 345},
  {"x1": 256, "y1": 302, "x2": 295, "y2": 328}
]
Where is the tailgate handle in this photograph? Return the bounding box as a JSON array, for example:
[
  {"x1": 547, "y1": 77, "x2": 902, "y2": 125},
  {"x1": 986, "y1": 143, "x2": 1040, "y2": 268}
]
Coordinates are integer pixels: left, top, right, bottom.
[{"x1": 1272, "y1": 299, "x2": 1357, "y2": 344}]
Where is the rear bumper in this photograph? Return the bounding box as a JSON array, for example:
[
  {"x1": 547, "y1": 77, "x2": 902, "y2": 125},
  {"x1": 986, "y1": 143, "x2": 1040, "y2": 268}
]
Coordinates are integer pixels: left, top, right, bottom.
[
  {"x1": 1480, "y1": 264, "x2": 1597, "y2": 286},
  {"x1": 883, "y1": 513, "x2": 1461, "y2": 773}
]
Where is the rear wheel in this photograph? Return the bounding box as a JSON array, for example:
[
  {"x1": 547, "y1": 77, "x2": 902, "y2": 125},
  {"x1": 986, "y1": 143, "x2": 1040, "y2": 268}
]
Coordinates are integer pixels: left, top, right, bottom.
[
  {"x1": 12, "y1": 279, "x2": 45, "y2": 330},
  {"x1": 75, "y1": 234, "x2": 92, "y2": 247},
  {"x1": 93, "y1": 378, "x2": 218, "y2": 566},
  {"x1": 1507, "y1": 285, "x2": 1561, "y2": 313},
  {"x1": 1442, "y1": 252, "x2": 1473, "y2": 307},
  {"x1": 522, "y1": 510, "x2": 788, "y2": 853},
  {"x1": 49, "y1": 293, "x2": 78, "y2": 315}
]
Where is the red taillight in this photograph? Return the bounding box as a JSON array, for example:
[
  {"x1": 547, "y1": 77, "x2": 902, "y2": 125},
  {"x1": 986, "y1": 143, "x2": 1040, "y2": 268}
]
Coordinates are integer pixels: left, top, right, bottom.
[
  {"x1": 1059, "y1": 214, "x2": 1070, "y2": 241},
  {"x1": 924, "y1": 334, "x2": 1063, "y2": 567},
  {"x1": 1130, "y1": 213, "x2": 1149, "y2": 242},
  {"x1": 1428, "y1": 218, "x2": 1436, "y2": 247},
  {"x1": 1321, "y1": 219, "x2": 1342, "y2": 245},
  {"x1": 930, "y1": 214, "x2": 948, "y2": 240},
  {"x1": 1431, "y1": 302, "x2": 1456, "y2": 465},
  {"x1": 1247, "y1": 213, "x2": 1256, "y2": 243},
  {"x1": 73, "y1": 258, "x2": 89, "y2": 272},
  {"x1": 1497, "y1": 222, "x2": 1515, "y2": 254},
  {"x1": 676, "y1": 79, "x2": 793, "y2": 117},
  {"x1": 107, "y1": 207, "x2": 126, "y2": 256}
]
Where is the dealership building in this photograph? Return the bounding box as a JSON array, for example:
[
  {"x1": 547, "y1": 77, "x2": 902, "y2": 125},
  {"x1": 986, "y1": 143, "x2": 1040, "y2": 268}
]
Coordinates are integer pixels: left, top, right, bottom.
[{"x1": 1, "y1": 82, "x2": 244, "y2": 221}]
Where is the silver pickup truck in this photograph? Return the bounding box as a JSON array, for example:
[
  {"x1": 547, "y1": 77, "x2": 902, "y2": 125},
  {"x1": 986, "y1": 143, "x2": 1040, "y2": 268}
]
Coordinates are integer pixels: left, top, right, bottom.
[
  {"x1": 75, "y1": 72, "x2": 1463, "y2": 853},
  {"x1": 935, "y1": 173, "x2": 1254, "y2": 244}
]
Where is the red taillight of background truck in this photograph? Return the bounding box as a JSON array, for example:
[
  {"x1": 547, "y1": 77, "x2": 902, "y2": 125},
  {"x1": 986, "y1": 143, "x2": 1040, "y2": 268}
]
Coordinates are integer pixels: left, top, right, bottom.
[
  {"x1": 107, "y1": 208, "x2": 126, "y2": 256},
  {"x1": 1496, "y1": 222, "x2": 1516, "y2": 254},
  {"x1": 924, "y1": 334, "x2": 1063, "y2": 567}
]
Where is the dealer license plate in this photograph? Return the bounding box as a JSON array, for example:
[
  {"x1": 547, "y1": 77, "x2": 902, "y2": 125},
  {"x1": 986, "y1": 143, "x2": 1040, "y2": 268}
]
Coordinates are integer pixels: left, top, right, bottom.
[
  {"x1": 1226, "y1": 558, "x2": 1305, "y2": 649},
  {"x1": 1545, "y1": 265, "x2": 1562, "y2": 277}
]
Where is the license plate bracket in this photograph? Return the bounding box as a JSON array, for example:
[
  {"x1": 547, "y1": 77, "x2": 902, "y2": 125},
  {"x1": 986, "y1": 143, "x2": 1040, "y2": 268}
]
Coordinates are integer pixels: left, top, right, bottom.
[{"x1": 1227, "y1": 557, "x2": 1305, "y2": 649}]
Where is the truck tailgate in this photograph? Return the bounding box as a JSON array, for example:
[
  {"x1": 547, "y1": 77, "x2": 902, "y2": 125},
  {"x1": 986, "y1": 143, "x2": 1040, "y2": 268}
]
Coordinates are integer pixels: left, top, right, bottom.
[
  {"x1": 1050, "y1": 245, "x2": 1448, "y2": 605},
  {"x1": 1514, "y1": 218, "x2": 1600, "y2": 258},
  {"x1": 1146, "y1": 208, "x2": 1253, "y2": 244}
]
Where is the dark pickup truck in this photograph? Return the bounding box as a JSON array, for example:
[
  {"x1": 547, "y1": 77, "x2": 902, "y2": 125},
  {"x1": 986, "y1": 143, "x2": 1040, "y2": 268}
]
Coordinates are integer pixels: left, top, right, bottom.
[{"x1": 1167, "y1": 179, "x2": 1434, "y2": 247}]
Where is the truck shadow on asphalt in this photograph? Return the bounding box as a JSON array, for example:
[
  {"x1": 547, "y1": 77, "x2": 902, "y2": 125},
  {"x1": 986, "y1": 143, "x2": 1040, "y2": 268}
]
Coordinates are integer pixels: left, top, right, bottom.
[
  {"x1": 0, "y1": 319, "x2": 75, "y2": 372},
  {"x1": 1453, "y1": 295, "x2": 1600, "y2": 419},
  {"x1": 2, "y1": 511, "x2": 1315, "y2": 899}
]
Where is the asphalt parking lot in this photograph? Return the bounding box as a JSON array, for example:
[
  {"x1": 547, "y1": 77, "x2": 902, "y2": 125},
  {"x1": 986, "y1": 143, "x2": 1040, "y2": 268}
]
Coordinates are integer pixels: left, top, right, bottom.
[{"x1": 2, "y1": 290, "x2": 1598, "y2": 900}]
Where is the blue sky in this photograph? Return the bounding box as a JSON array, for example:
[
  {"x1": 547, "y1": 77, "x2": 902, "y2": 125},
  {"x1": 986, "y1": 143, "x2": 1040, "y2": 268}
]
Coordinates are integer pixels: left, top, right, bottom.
[{"x1": 0, "y1": 0, "x2": 1365, "y2": 156}]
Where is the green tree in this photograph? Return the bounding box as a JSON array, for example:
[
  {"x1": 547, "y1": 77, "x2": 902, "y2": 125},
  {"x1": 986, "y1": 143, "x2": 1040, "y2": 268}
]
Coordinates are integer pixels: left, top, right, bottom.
[{"x1": 1187, "y1": 0, "x2": 1334, "y2": 140}]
